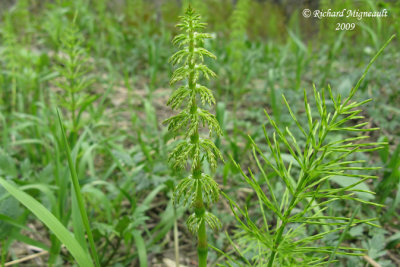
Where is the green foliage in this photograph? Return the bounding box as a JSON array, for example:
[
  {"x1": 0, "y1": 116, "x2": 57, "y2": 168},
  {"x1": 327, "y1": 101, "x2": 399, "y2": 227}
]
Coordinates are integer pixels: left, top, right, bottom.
[
  {"x1": 165, "y1": 6, "x2": 223, "y2": 266},
  {"x1": 377, "y1": 138, "x2": 400, "y2": 207},
  {"x1": 0, "y1": 1, "x2": 398, "y2": 266},
  {"x1": 221, "y1": 35, "x2": 395, "y2": 266},
  {"x1": 0, "y1": 180, "x2": 21, "y2": 240},
  {"x1": 229, "y1": 0, "x2": 250, "y2": 82},
  {"x1": 1, "y1": 15, "x2": 19, "y2": 112},
  {"x1": 0, "y1": 177, "x2": 94, "y2": 267},
  {"x1": 57, "y1": 110, "x2": 100, "y2": 267},
  {"x1": 174, "y1": 173, "x2": 219, "y2": 207},
  {"x1": 54, "y1": 19, "x2": 96, "y2": 143}
]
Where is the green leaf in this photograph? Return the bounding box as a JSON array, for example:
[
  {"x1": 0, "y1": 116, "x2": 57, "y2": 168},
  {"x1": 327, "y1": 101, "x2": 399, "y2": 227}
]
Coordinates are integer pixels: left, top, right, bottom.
[
  {"x1": 133, "y1": 230, "x2": 148, "y2": 267},
  {"x1": 57, "y1": 109, "x2": 100, "y2": 267},
  {"x1": 0, "y1": 177, "x2": 94, "y2": 267},
  {"x1": 0, "y1": 149, "x2": 17, "y2": 178},
  {"x1": 0, "y1": 182, "x2": 21, "y2": 238}
]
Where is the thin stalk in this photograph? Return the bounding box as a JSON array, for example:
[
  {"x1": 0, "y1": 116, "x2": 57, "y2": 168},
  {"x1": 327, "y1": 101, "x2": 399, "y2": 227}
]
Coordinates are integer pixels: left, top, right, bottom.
[
  {"x1": 268, "y1": 171, "x2": 310, "y2": 266},
  {"x1": 194, "y1": 163, "x2": 207, "y2": 266},
  {"x1": 197, "y1": 221, "x2": 207, "y2": 267},
  {"x1": 57, "y1": 110, "x2": 100, "y2": 267},
  {"x1": 173, "y1": 207, "x2": 180, "y2": 267},
  {"x1": 188, "y1": 13, "x2": 208, "y2": 266},
  {"x1": 191, "y1": 136, "x2": 209, "y2": 263},
  {"x1": 267, "y1": 189, "x2": 299, "y2": 267}
]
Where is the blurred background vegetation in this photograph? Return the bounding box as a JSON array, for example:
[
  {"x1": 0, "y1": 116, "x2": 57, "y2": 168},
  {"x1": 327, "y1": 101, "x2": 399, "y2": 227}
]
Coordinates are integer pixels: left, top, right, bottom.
[{"x1": 0, "y1": 0, "x2": 399, "y2": 266}]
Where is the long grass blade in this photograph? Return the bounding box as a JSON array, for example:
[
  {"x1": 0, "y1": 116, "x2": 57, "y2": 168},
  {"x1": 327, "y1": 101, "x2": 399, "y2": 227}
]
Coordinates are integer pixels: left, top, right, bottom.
[
  {"x1": 0, "y1": 178, "x2": 94, "y2": 267},
  {"x1": 56, "y1": 109, "x2": 100, "y2": 267}
]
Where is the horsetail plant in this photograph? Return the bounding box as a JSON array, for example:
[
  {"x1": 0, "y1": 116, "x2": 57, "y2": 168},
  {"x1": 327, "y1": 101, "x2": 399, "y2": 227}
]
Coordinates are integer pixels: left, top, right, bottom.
[
  {"x1": 54, "y1": 19, "x2": 96, "y2": 145},
  {"x1": 2, "y1": 14, "x2": 19, "y2": 113},
  {"x1": 228, "y1": 0, "x2": 250, "y2": 161},
  {"x1": 229, "y1": 0, "x2": 250, "y2": 84},
  {"x1": 221, "y1": 35, "x2": 395, "y2": 266},
  {"x1": 165, "y1": 6, "x2": 223, "y2": 266}
]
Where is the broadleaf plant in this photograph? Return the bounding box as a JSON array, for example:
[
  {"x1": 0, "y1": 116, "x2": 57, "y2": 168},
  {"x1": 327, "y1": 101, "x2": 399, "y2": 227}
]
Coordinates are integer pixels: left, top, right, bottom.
[
  {"x1": 165, "y1": 6, "x2": 223, "y2": 267},
  {"x1": 220, "y1": 35, "x2": 395, "y2": 266}
]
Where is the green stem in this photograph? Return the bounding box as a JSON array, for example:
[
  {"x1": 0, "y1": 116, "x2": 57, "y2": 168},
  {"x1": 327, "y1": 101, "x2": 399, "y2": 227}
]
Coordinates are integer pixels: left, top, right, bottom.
[
  {"x1": 187, "y1": 14, "x2": 209, "y2": 266},
  {"x1": 195, "y1": 175, "x2": 207, "y2": 267},
  {"x1": 197, "y1": 220, "x2": 207, "y2": 267},
  {"x1": 267, "y1": 227, "x2": 283, "y2": 267},
  {"x1": 173, "y1": 207, "x2": 180, "y2": 267},
  {"x1": 268, "y1": 177, "x2": 307, "y2": 267},
  {"x1": 267, "y1": 196, "x2": 295, "y2": 267}
]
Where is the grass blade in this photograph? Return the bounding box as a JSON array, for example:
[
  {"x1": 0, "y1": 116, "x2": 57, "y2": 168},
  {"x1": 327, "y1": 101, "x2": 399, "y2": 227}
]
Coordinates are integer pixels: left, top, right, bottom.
[
  {"x1": 56, "y1": 109, "x2": 100, "y2": 267},
  {"x1": 133, "y1": 230, "x2": 148, "y2": 267},
  {"x1": 0, "y1": 177, "x2": 94, "y2": 267}
]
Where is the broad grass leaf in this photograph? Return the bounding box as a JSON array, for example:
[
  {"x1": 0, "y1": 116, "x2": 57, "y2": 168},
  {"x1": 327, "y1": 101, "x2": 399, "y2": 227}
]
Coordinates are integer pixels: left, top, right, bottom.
[{"x1": 0, "y1": 177, "x2": 94, "y2": 267}]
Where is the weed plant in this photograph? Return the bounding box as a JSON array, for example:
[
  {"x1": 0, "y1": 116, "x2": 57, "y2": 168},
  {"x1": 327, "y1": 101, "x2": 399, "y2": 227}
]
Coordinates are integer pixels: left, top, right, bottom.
[
  {"x1": 0, "y1": 1, "x2": 398, "y2": 266},
  {"x1": 2, "y1": 14, "x2": 19, "y2": 113},
  {"x1": 0, "y1": 110, "x2": 99, "y2": 267},
  {"x1": 54, "y1": 20, "x2": 96, "y2": 145},
  {"x1": 165, "y1": 6, "x2": 223, "y2": 266},
  {"x1": 226, "y1": 0, "x2": 251, "y2": 163},
  {"x1": 229, "y1": 0, "x2": 250, "y2": 86},
  {"x1": 219, "y1": 35, "x2": 395, "y2": 266}
]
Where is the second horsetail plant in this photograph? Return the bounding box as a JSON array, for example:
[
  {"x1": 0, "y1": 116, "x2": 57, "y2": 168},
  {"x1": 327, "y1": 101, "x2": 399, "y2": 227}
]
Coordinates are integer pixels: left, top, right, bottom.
[
  {"x1": 54, "y1": 20, "x2": 96, "y2": 145},
  {"x1": 221, "y1": 35, "x2": 396, "y2": 266},
  {"x1": 165, "y1": 6, "x2": 223, "y2": 266}
]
